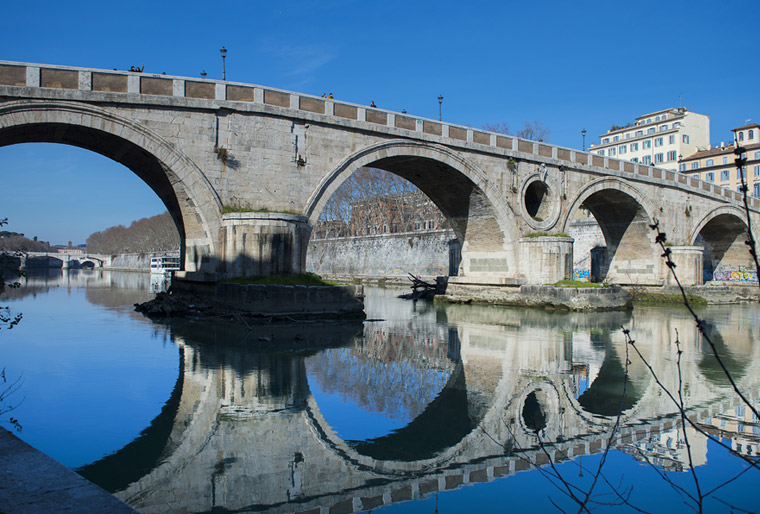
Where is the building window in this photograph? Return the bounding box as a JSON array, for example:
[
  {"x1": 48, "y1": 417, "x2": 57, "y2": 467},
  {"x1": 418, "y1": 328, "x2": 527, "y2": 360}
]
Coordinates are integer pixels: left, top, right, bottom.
[
  {"x1": 692, "y1": 174, "x2": 699, "y2": 180},
  {"x1": 723, "y1": 156, "x2": 729, "y2": 164},
  {"x1": 598, "y1": 149, "x2": 605, "y2": 156},
  {"x1": 654, "y1": 137, "x2": 663, "y2": 147},
  {"x1": 679, "y1": 163, "x2": 687, "y2": 171},
  {"x1": 625, "y1": 133, "x2": 631, "y2": 139},
  {"x1": 738, "y1": 167, "x2": 747, "y2": 179},
  {"x1": 739, "y1": 132, "x2": 744, "y2": 141},
  {"x1": 648, "y1": 127, "x2": 656, "y2": 134},
  {"x1": 754, "y1": 165, "x2": 760, "y2": 177},
  {"x1": 660, "y1": 124, "x2": 668, "y2": 131},
  {"x1": 655, "y1": 116, "x2": 660, "y2": 121},
  {"x1": 706, "y1": 172, "x2": 714, "y2": 182},
  {"x1": 682, "y1": 134, "x2": 689, "y2": 143},
  {"x1": 635, "y1": 130, "x2": 643, "y2": 137},
  {"x1": 674, "y1": 121, "x2": 681, "y2": 127},
  {"x1": 750, "y1": 129, "x2": 755, "y2": 139},
  {"x1": 609, "y1": 147, "x2": 616, "y2": 156},
  {"x1": 754, "y1": 182, "x2": 760, "y2": 198},
  {"x1": 643, "y1": 140, "x2": 651, "y2": 149},
  {"x1": 619, "y1": 145, "x2": 627, "y2": 154},
  {"x1": 691, "y1": 162, "x2": 699, "y2": 170},
  {"x1": 642, "y1": 155, "x2": 652, "y2": 165},
  {"x1": 721, "y1": 169, "x2": 730, "y2": 181},
  {"x1": 755, "y1": 151, "x2": 760, "y2": 160},
  {"x1": 654, "y1": 153, "x2": 664, "y2": 164},
  {"x1": 632, "y1": 157, "x2": 639, "y2": 163},
  {"x1": 602, "y1": 138, "x2": 609, "y2": 144},
  {"x1": 631, "y1": 142, "x2": 639, "y2": 151},
  {"x1": 613, "y1": 135, "x2": 619, "y2": 142},
  {"x1": 705, "y1": 158, "x2": 714, "y2": 166},
  {"x1": 669, "y1": 135, "x2": 676, "y2": 144},
  {"x1": 667, "y1": 151, "x2": 677, "y2": 161}
]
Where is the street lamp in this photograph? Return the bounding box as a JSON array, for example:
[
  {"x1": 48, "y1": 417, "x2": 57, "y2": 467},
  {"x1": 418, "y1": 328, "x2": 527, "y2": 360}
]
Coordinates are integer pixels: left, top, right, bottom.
[
  {"x1": 582, "y1": 129, "x2": 586, "y2": 151},
  {"x1": 200, "y1": 70, "x2": 207, "y2": 78},
  {"x1": 438, "y1": 95, "x2": 443, "y2": 121},
  {"x1": 220, "y1": 46, "x2": 227, "y2": 81}
]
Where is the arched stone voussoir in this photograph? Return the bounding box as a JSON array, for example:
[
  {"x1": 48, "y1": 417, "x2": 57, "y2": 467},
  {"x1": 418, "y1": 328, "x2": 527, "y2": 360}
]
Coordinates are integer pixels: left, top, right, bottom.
[
  {"x1": 305, "y1": 139, "x2": 515, "y2": 246},
  {"x1": 689, "y1": 204, "x2": 749, "y2": 245},
  {"x1": 561, "y1": 177, "x2": 655, "y2": 232},
  {"x1": 0, "y1": 99, "x2": 223, "y2": 254}
]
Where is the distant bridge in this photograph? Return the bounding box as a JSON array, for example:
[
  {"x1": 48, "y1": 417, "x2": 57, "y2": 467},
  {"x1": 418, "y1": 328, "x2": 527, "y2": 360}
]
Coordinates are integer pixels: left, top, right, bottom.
[
  {"x1": 1, "y1": 60, "x2": 758, "y2": 285},
  {"x1": 13, "y1": 251, "x2": 108, "y2": 269}
]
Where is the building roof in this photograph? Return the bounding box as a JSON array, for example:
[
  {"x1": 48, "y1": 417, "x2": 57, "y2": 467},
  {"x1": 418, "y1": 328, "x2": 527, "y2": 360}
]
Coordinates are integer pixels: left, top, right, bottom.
[
  {"x1": 634, "y1": 107, "x2": 687, "y2": 121},
  {"x1": 731, "y1": 123, "x2": 760, "y2": 131},
  {"x1": 682, "y1": 142, "x2": 760, "y2": 162}
]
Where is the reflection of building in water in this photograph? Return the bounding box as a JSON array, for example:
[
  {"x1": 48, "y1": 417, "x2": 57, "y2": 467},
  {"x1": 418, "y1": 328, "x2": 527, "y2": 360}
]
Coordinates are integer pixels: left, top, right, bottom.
[
  {"x1": 697, "y1": 401, "x2": 760, "y2": 458},
  {"x1": 620, "y1": 426, "x2": 707, "y2": 472}
]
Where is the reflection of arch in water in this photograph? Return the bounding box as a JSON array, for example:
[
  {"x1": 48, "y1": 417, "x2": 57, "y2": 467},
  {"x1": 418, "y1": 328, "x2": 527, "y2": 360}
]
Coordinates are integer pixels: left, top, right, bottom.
[
  {"x1": 76, "y1": 346, "x2": 184, "y2": 493},
  {"x1": 346, "y1": 362, "x2": 477, "y2": 461},
  {"x1": 697, "y1": 322, "x2": 748, "y2": 387}
]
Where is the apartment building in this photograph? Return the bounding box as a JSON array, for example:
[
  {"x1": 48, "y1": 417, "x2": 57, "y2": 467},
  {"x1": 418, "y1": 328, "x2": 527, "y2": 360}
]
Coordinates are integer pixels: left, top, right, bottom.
[
  {"x1": 679, "y1": 123, "x2": 760, "y2": 196},
  {"x1": 589, "y1": 108, "x2": 710, "y2": 171}
]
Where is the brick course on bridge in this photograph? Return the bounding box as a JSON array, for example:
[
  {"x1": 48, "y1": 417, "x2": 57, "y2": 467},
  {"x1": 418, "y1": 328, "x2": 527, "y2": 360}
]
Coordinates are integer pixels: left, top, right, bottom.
[{"x1": 2, "y1": 60, "x2": 757, "y2": 285}]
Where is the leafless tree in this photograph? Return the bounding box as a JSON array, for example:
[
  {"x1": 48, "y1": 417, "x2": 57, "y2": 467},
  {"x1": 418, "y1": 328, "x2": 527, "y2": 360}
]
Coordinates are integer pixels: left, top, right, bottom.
[
  {"x1": 481, "y1": 120, "x2": 551, "y2": 142},
  {"x1": 314, "y1": 168, "x2": 448, "y2": 239},
  {"x1": 86, "y1": 212, "x2": 180, "y2": 254},
  {"x1": 516, "y1": 120, "x2": 551, "y2": 142}
]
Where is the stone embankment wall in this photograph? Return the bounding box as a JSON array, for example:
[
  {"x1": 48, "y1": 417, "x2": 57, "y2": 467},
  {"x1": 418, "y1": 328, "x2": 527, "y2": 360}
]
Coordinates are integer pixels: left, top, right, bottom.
[
  {"x1": 307, "y1": 222, "x2": 602, "y2": 282},
  {"x1": 306, "y1": 230, "x2": 457, "y2": 279},
  {"x1": 108, "y1": 252, "x2": 180, "y2": 270},
  {"x1": 568, "y1": 217, "x2": 605, "y2": 281}
]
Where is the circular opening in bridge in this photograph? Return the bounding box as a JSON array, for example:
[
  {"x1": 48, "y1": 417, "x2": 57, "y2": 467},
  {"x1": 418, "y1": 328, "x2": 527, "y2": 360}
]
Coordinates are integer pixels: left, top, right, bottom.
[
  {"x1": 524, "y1": 181, "x2": 551, "y2": 222},
  {"x1": 522, "y1": 390, "x2": 548, "y2": 432}
]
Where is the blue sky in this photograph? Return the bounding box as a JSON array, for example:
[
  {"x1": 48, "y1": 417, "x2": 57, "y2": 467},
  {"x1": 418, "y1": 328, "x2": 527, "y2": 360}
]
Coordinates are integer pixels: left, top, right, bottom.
[{"x1": 1, "y1": 0, "x2": 758, "y2": 245}]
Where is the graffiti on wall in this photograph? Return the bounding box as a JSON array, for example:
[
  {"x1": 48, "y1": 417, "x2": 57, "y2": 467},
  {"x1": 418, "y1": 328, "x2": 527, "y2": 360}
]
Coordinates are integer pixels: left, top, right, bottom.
[
  {"x1": 709, "y1": 267, "x2": 758, "y2": 283},
  {"x1": 573, "y1": 269, "x2": 590, "y2": 281},
  {"x1": 426, "y1": 265, "x2": 446, "y2": 276}
]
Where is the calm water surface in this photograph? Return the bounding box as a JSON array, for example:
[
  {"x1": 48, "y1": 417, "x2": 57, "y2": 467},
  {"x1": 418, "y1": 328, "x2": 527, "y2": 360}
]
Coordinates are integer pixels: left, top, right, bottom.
[{"x1": 1, "y1": 270, "x2": 759, "y2": 513}]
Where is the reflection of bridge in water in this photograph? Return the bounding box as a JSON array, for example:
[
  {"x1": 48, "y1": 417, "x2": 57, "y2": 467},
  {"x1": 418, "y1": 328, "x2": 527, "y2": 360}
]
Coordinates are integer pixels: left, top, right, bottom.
[{"x1": 71, "y1": 296, "x2": 760, "y2": 514}]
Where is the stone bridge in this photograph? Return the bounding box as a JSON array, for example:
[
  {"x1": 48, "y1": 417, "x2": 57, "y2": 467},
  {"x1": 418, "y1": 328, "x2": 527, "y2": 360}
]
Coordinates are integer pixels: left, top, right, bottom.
[
  {"x1": 2, "y1": 60, "x2": 758, "y2": 285},
  {"x1": 10, "y1": 251, "x2": 108, "y2": 269},
  {"x1": 73, "y1": 305, "x2": 760, "y2": 513}
]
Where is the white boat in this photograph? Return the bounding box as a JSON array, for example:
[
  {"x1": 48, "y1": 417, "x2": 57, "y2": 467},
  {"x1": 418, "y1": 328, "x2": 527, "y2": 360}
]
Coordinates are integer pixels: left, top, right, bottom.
[{"x1": 150, "y1": 255, "x2": 181, "y2": 275}]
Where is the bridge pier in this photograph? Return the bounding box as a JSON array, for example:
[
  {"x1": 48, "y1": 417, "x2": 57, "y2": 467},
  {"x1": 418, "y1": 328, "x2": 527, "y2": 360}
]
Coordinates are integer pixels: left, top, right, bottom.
[
  {"x1": 218, "y1": 213, "x2": 310, "y2": 277},
  {"x1": 518, "y1": 236, "x2": 574, "y2": 284},
  {"x1": 664, "y1": 246, "x2": 704, "y2": 286}
]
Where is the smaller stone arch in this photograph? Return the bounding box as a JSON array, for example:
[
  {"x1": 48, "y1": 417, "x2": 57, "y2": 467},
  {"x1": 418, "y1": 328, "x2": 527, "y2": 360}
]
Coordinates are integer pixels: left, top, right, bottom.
[
  {"x1": 689, "y1": 206, "x2": 754, "y2": 283},
  {"x1": 563, "y1": 178, "x2": 658, "y2": 284}
]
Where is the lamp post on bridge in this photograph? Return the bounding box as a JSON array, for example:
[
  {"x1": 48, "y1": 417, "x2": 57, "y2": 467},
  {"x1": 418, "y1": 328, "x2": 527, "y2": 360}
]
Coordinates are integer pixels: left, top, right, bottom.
[
  {"x1": 438, "y1": 95, "x2": 443, "y2": 121},
  {"x1": 582, "y1": 129, "x2": 586, "y2": 151},
  {"x1": 220, "y1": 46, "x2": 227, "y2": 81}
]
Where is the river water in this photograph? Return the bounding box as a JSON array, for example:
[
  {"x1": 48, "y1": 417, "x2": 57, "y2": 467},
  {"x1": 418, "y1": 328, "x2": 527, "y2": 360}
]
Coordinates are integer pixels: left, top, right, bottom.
[{"x1": 1, "y1": 270, "x2": 759, "y2": 513}]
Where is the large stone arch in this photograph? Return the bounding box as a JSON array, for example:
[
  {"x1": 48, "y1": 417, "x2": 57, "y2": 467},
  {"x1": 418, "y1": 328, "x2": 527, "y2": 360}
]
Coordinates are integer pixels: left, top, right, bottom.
[
  {"x1": 0, "y1": 100, "x2": 222, "y2": 272},
  {"x1": 689, "y1": 205, "x2": 753, "y2": 282},
  {"x1": 305, "y1": 140, "x2": 516, "y2": 277},
  {"x1": 563, "y1": 178, "x2": 658, "y2": 284}
]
